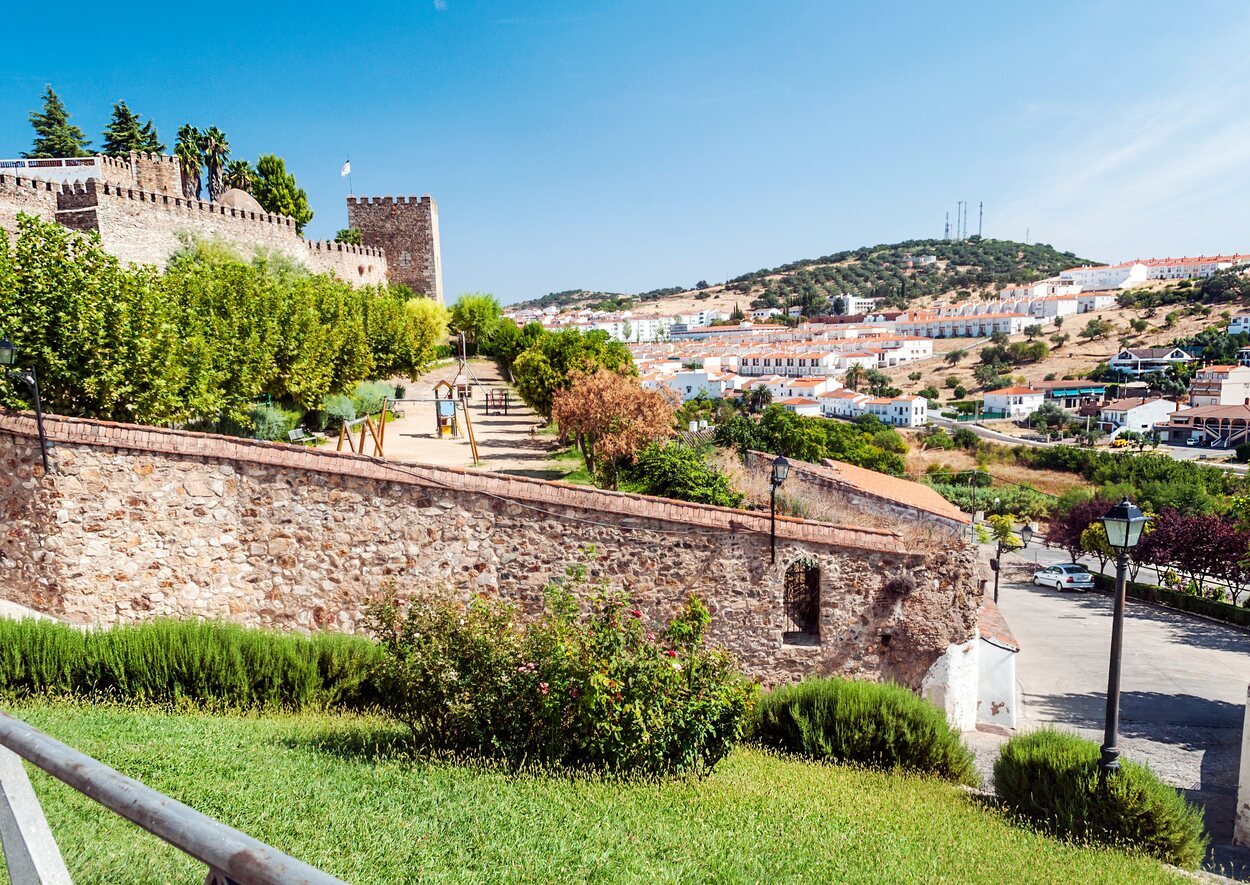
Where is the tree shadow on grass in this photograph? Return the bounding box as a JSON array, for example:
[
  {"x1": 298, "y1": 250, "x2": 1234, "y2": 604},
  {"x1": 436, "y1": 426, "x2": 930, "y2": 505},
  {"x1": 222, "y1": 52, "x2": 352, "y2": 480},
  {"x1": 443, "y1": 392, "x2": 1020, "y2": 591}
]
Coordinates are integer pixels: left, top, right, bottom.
[{"x1": 282, "y1": 723, "x2": 418, "y2": 763}]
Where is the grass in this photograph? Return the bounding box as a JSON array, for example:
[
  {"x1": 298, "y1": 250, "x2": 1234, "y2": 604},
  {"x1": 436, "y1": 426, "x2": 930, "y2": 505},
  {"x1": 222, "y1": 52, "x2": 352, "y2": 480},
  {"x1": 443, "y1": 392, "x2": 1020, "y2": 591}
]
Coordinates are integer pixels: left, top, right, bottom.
[
  {"x1": 544, "y1": 443, "x2": 595, "y2": 485},
  {"x1": 2, "y1": 702, "x2": 1180, "y2": 884}
]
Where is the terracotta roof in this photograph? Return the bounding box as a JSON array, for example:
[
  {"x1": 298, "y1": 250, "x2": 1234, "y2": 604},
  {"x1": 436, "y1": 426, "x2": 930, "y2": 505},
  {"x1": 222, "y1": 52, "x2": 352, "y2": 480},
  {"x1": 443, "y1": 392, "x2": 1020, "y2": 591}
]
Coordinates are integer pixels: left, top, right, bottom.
[
  {"x1": 809, "y1": 457, "x2": 971, "y2": 525},
  {"x1": 978, "y1": 598, "x2": 1019, "y2": 652},
  {"x1": 779, "y1": 397, "x2": 820, "y2": 406},
  {"x1": 1101, "y1": 397, "x2": 1174, "y2": 411},
  {"x1": 1169, "y1": 403, "x2": 1250, "y2": 419}
]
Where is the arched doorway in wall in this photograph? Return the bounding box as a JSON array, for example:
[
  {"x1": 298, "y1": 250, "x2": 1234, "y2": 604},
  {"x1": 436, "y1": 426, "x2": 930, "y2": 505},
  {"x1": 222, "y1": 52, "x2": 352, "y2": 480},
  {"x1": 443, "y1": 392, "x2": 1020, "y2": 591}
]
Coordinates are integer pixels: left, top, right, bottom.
[{"x1": 783, "y1": 558, "x2": 821, "y2": 646}]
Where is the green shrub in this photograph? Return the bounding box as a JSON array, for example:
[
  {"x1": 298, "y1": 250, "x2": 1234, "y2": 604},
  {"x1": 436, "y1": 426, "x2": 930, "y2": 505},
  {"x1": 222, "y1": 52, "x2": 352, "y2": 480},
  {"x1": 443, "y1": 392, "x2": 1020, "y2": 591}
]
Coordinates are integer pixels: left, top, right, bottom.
[
  {"x1": 321, "y1": 394, "x2": 358, "y2": 428},
  {"x1": 0, "y1": 619, "x2": 382, "y2": 712},
  {"x1": 994, "y1": 729, "x2": 1207, "y2": 868},
  {"x1": 246, "y1": 403, "x2": 303, "y2": 441},
  {"x1": 364, "y1": 555, "x2": 756, "y2": 777},
  {"x1": 748, "y1": 677, "x2": 978, "y2": 785},
  {"x1": 352, "y1": 381, "x2": 397, "y2": 416}
]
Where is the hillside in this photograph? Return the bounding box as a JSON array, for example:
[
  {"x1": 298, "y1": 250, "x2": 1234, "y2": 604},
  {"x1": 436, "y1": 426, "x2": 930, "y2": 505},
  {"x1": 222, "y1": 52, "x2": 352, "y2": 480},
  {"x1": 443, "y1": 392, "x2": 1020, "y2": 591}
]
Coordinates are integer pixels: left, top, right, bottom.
[{"x1": 513, "y1": 237, "x2": 1097, "y2": 317}]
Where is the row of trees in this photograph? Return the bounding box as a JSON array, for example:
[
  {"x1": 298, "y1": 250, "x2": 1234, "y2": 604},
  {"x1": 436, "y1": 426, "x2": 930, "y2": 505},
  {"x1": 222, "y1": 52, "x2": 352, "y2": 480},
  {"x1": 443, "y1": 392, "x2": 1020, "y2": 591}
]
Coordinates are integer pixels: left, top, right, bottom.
[
  {"x1": 21, "y1": 86, "x2": 313, "y2": 232},
  {"x1": 0, "y1": 215, "x2": 445, "y2": 429},
  {"x1": 1047, "y1": 499, "x2": 1250, "y2": 605}
]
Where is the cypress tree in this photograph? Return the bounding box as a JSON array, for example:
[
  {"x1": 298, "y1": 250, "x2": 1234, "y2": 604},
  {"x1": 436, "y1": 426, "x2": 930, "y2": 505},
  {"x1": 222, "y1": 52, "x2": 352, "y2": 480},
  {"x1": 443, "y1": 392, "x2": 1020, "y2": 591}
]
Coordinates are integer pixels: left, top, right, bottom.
[{"x1": 24, "y1": 85, "x2": 91, "y2": 159}]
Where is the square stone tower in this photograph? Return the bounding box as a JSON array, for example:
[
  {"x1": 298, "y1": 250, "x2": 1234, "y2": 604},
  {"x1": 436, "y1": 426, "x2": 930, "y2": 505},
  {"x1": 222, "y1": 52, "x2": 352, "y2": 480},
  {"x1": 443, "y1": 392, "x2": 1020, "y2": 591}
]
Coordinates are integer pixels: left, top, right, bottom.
[{"x1": 346, "y1": 195, "x2": 443, "y2": 303}]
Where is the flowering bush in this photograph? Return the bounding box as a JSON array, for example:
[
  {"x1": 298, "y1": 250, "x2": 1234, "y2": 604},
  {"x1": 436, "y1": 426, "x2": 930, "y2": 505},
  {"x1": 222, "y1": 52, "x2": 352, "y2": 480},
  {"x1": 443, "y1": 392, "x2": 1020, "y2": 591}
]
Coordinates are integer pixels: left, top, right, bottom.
[{"x1": 364, "y1": 555, "x2": 755, "y2": 776}]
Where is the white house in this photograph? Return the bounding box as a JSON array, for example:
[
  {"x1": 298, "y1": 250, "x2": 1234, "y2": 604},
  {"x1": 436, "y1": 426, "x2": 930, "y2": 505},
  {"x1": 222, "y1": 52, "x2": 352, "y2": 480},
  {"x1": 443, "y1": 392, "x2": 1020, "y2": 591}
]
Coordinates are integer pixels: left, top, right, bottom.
[
  {"x1": 1098, "y1": 397, "x2": 1177, "y2": 435},
  {"x1": 1188, "y1": 365, "x2": 1250, "y2": 407},
  {"x1": 751, "y1": 307, "x2": 782, "y2": 321},
  {"x1": 1077, "y1": 292, "x2": 1118, "y2": 313},
  {"x1": 776, "y1": 397, "x2": 823, "y2": 417},
  {"x1": 1230, "y1": 314, "x2": 1250, "y2": 336},
  {"x1": 983, "y1": 386, "x2": 1045, "y2": 419},
  {"x1": 1107, "y1": 346, "x2": 1194, "y2": 377},
  {"x1": 1143, "y1": 255, "x2": 1250, "y2": 281},
  {"x1": 844, "y1": 295, "x2": 881, "y2": 314},
  {"x1": 1059, "y1": 262, "x2": 1148, "y2": 291},
  {"x1": 819, "y1": 389, "x2": 871, "y2": 418}
]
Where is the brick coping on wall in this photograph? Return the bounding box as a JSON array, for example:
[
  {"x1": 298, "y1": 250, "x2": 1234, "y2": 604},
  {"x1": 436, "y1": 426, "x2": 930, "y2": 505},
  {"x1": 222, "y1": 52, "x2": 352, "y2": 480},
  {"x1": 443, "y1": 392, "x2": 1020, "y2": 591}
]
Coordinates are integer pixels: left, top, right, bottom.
[{"x1": 0, "y1": 412, "x2": 911, "y2": 556}]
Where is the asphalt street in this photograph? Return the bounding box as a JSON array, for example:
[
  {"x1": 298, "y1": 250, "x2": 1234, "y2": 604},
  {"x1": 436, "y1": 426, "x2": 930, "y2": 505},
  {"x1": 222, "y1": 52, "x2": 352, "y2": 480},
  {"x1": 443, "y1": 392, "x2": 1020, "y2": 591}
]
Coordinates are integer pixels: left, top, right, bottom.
[{"x1": 997, "y1": 545, "x2": 1250, "y2": 876}]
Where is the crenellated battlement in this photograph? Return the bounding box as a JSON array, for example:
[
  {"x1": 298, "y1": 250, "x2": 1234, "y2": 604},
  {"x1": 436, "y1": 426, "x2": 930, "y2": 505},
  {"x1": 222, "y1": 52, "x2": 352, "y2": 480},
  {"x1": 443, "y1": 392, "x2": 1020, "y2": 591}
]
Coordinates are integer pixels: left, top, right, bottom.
[
  {"x1": 92, "y1": 181, "x2": 298, "y2": 230},
  {"x1": 345, "y1": 194, "x2": 433, "y2": 207},
  {"x1": 0, "y1": 173, "x2": 65, "y2": 193},
  {"x1": 305, "y1": 239, "x2": 386, "y2": 258}
]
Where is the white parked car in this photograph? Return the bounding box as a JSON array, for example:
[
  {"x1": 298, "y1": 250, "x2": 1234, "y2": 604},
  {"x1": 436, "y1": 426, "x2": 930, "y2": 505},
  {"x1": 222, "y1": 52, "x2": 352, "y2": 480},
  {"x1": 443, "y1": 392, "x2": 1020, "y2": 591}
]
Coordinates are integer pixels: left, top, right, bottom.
[{"x1": 1032, "y1": 564, "x2": 1095, "y2": 592}]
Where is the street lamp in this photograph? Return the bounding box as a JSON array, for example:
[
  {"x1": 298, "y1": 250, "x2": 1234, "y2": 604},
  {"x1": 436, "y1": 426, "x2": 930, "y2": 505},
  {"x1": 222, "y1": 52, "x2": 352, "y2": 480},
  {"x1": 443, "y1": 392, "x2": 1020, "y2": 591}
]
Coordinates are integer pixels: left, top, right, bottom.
[
  {"x1": 0, "y1": 335, "x2": 50, "y2": 475},
  {"x1": 991, "y1": 520, "x2": 1032, "y2": 604},
  {"x1": 769, "y1": 455, "x2": 790, "y2": 564},
  {"x1": 1098, "y1": 495, "x2": 1148, "y2": 774}
]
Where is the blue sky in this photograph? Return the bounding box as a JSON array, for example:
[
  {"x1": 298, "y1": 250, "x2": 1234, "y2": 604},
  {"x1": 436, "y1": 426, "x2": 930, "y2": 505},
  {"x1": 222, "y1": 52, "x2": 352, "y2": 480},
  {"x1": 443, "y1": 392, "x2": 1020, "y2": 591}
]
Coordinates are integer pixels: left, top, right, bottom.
[{"x1": 3, "y1": 1, "x2": 1249, "y2": 303}]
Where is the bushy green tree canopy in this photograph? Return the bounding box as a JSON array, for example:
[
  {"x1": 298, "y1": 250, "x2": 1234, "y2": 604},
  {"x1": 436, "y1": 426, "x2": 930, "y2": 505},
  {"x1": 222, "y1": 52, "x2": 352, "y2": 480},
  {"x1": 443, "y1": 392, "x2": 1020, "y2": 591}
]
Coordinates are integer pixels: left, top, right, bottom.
[
  {"x1": 251, "y1": 154, "x2": 313, "y2": 233},
  {"x1": 24, "y1": 86, "x2": 91, "y2": 159}
]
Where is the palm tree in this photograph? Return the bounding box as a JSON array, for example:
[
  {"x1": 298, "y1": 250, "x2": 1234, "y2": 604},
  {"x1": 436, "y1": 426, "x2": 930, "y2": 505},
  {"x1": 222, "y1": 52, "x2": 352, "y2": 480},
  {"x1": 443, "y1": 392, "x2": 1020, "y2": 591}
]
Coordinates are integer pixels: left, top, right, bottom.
[
  {"x1": 174, "y1": 124, "x2": 201, "y2": 199},
  {"x1": 843, "y1": 364, "x2": 865, "y2": 391},
  {"x1": 223, "y1": 159, "x2": 253, "y2": 192},
  {"x1": 200, "y1": 126, "x2": 230, "y2": 201},
  {"x1": 744, "y1": 385, "x2": 772, "y2": 414}
]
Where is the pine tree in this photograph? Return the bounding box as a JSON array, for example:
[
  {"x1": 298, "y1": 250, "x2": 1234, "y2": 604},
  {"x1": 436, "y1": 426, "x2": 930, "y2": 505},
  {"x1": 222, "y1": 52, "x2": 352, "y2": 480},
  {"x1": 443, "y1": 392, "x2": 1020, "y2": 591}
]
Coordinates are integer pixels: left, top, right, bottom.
[
  {"x1": 139, "y1": 119, "x2": 165, "y2": 153},
  {"x1": 251, "y1": 154, "x2": 313, "y2": 232},
  {"x1": 100, "y1": 101, "x2": 145, "y2": 156},
  {"x1": 24, "y1": 85, "x2": 91, "y2": 159}
]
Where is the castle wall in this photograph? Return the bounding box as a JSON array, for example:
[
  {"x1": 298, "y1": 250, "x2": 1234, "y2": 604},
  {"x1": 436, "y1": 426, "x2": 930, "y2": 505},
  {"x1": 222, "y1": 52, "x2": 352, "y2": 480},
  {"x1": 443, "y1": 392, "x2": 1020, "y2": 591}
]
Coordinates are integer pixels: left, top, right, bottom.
[
  {"x1": 96, "y1": 152, "x2": 183, "y2": 196},
  {"x1": 348, "y1": 195, "x2": 443, "y2": 302},
  {"x1": 0, "y1": 413, "x2": 984, "y2": 699},
  {"x1": 0, "y1": 175, "x2": 60, "y2": 238},
  {"x1": 303, "y1": 239, "x2": 389, "y2": 286}
]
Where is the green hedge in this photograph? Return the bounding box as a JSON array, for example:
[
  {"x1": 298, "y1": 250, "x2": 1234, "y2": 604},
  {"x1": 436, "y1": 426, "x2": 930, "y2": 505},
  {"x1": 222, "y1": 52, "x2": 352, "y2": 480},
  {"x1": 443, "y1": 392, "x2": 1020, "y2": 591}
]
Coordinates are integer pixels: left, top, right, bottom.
[
  {"x1": 747, "y1": 677, "x2": 979, "y2": 785},
  {"x1": 994, "y1": 729, "x2": 1207, "y2": 868},
  {"x1": 1092, "y1": 573, "x2": 1250, "y2": 629},
  {"x1": 0, "y1": 619, "x2": 382, "y2": 711}
]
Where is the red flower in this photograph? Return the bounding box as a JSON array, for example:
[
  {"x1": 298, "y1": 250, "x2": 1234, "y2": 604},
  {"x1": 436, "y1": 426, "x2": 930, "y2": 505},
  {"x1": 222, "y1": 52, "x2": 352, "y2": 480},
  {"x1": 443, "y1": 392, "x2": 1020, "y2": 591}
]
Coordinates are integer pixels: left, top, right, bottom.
[
  {"x1": 665, "y1": 649, "x2": 677, "y2": 657},
  {"x1": 539, "y1": 682, "x2": 550, "y2": 695},
  {"x1": 630, "y1": 608, "x2": 642, "y2": 618}
]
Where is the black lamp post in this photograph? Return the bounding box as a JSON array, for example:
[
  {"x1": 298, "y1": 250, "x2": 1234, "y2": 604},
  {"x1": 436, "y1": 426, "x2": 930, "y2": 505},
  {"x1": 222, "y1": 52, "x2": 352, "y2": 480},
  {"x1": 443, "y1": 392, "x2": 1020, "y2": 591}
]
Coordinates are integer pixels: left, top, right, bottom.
[
  {"x1": 769, "y1": 454, "x2": 790, "y2": 564},
  {"x1": 990, "y1": 521, "x2": 1033, "y2": 604},
  {"x1": 1098, "y1": 495, "x2": 1147, "y2": 774},
  {"x1": 0, "y1": 336, "x2": 50, "y2": 474}
]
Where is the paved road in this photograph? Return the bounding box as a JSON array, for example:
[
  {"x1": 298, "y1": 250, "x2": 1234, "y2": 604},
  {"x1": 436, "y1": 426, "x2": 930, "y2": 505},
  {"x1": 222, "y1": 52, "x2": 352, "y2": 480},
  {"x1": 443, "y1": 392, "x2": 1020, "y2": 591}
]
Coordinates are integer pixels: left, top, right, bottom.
[{"x1": 997, "y1": 546, "x2": 1250, "y2": 875}]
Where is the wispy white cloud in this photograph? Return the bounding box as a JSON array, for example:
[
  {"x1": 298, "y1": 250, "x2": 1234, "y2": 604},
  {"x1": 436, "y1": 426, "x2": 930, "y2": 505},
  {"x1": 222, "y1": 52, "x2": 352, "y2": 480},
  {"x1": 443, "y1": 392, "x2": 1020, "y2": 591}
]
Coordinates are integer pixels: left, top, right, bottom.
[
  {"x1": 434, "y1": 0, "x2": 448, "y2": 10},
  {"x1": 994, "y1": 27, "x2": 1250, "y2": 259}
]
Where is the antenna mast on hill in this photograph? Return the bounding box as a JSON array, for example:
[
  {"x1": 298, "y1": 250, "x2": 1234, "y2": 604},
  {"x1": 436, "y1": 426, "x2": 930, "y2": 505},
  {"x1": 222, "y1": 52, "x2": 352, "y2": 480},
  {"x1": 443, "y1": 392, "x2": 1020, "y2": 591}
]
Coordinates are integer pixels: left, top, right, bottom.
[
  {"x1": 978, "y1": 202, "x2": 983, "y2": 238},
  {"x1": 955, "y1": 202, "x2": 962, "y2": 241},
  {"x1": 944, "y1": 212, "x2": 950, "y2": 240}
]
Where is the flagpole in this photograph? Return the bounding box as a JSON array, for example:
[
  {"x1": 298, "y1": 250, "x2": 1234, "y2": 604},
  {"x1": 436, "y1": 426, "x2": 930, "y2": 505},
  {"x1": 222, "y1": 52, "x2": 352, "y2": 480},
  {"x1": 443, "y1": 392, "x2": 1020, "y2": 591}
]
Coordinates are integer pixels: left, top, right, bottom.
[{"x1": 347, "y1": 155, "x2": 353, "y2": 195}]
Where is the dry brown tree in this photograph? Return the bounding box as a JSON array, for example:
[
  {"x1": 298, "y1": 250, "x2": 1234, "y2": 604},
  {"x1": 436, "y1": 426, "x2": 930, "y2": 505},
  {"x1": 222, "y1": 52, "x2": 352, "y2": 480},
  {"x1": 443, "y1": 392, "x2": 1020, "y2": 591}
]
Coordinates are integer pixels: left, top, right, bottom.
[{"x1": 551, "y1": 368, "x2": 676, "y2": 487}]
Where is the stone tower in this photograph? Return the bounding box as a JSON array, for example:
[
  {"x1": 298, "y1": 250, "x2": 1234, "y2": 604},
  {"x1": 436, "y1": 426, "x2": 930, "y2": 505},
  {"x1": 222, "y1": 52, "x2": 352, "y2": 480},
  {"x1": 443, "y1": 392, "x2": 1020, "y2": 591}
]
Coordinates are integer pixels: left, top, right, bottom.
[{"x1": 346, "y1": 195, "x2": 443, "y2": 304}]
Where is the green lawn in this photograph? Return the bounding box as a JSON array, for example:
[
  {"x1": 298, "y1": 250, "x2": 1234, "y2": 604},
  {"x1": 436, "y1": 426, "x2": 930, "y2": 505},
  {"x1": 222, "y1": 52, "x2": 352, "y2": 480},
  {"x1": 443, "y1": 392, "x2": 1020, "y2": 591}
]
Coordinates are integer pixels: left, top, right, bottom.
[{"x1": 2, "y1": 703, "x2": 1178, "y2": 884}]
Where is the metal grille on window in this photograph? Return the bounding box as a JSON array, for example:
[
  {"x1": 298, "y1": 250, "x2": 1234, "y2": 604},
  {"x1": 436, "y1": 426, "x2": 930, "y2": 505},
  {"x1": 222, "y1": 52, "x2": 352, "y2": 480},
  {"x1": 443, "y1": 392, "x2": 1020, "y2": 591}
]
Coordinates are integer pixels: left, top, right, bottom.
[{"x1": 783, "y1": 560, "x2": 820, "y2": 644}]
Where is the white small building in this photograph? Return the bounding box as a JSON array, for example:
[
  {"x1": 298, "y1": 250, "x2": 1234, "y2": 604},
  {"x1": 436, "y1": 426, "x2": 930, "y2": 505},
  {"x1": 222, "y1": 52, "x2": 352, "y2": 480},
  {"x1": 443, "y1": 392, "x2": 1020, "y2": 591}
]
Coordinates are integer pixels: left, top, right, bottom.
[
  {"x1": 776, "y1": 397, "x2": 822, "y2": 417},
  {"x1": 819, "y1": 389, "x2": 871, "y2": 419},
  {"x1": 1107, "y1": 346, "x2": 1194, "y2": 377},
  {"x1": 1230, "y1": 314, "x2": 1250, "y2": 336},
  {"x1": 1098, "y1": 397, "x2": 1178, "y2": 435},
  {"x1": 983, "y1": 386, "x2": 1045, "y2": 419},
  {"x1": 1188, "y1": 365, "x2": 1250, "y2": 408},
  {"x1": 1077, "y1": 292, "x2": 1118, "y2": 313}
]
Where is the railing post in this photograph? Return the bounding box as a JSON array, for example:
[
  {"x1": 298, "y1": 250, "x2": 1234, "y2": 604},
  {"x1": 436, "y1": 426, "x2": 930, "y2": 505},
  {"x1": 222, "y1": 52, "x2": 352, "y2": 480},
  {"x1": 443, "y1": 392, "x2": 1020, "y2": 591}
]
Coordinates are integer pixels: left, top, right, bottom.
[{"x1": 0, "y1": 745, "x2": 72, "y2": 884}]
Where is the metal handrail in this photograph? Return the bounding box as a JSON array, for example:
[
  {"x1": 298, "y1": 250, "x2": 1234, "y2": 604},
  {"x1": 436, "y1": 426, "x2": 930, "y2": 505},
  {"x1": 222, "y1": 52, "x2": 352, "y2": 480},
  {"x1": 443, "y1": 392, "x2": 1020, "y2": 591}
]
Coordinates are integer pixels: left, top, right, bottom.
[{"x1": 0, "y1": 711, "x2": 346, "y2": 885}]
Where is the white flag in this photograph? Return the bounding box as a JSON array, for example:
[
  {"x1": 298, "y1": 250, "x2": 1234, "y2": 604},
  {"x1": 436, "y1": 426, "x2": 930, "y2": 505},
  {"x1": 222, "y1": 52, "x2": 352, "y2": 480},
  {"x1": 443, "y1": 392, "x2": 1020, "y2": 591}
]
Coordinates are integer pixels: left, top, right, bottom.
[{"x1": 340, "y1": 160, "x2": 351, "y2": 177}]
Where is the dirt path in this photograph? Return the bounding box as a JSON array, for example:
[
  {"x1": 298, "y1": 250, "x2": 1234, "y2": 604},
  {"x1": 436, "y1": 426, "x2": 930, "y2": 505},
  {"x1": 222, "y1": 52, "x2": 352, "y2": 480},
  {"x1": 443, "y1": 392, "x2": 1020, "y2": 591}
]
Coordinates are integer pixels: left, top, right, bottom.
[{"x1": 382, "y1": 360, "x2": 561, "y2": 475}]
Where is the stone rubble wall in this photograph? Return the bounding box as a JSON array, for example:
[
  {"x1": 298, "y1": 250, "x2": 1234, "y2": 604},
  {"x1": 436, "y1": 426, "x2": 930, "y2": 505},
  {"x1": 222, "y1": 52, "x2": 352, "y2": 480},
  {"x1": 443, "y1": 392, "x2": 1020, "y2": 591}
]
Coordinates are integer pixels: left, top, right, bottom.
[
  {"x1": 0, "y1": 175, "x2": 60, "y2": 238},
  {"x1": 347, "y1": 195, "x2": 442, "y2": 302},
  {"x1": 0, "y1": 413, "x2": 985, "y2": 692}
]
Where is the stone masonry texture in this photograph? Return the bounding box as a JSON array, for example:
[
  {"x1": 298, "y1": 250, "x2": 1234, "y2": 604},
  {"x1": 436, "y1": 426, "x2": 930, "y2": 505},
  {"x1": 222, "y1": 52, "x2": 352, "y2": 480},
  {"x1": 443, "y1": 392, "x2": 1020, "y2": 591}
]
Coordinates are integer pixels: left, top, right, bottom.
[
  {"x1": 347, "y1": 196, "x2": 443, "y2": 303},
  {"x1": 0, "y1": 154, "x2": 436, "y2": 292},
  {"x1": 0, "y1": 413, "x2": 984, "y2": 689}
]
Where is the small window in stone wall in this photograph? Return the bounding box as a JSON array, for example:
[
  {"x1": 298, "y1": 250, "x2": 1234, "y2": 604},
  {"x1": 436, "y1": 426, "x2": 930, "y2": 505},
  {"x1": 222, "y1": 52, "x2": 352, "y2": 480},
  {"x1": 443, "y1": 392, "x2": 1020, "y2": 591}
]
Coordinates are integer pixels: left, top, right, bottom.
[
  {"x1": 783, "y1": 559, "x2": 821, "y2": 645},
  {"x1": 399, "y1": 250, "x2": 412, "y2": 268}
]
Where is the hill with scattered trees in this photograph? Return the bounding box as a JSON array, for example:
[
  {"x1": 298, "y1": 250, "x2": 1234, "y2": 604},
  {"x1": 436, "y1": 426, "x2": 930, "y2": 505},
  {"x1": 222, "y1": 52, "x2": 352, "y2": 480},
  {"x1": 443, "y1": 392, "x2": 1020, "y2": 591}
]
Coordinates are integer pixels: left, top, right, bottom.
[{"x1": 515, "y1": 237, "x2": 1095, "y2": 317}]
